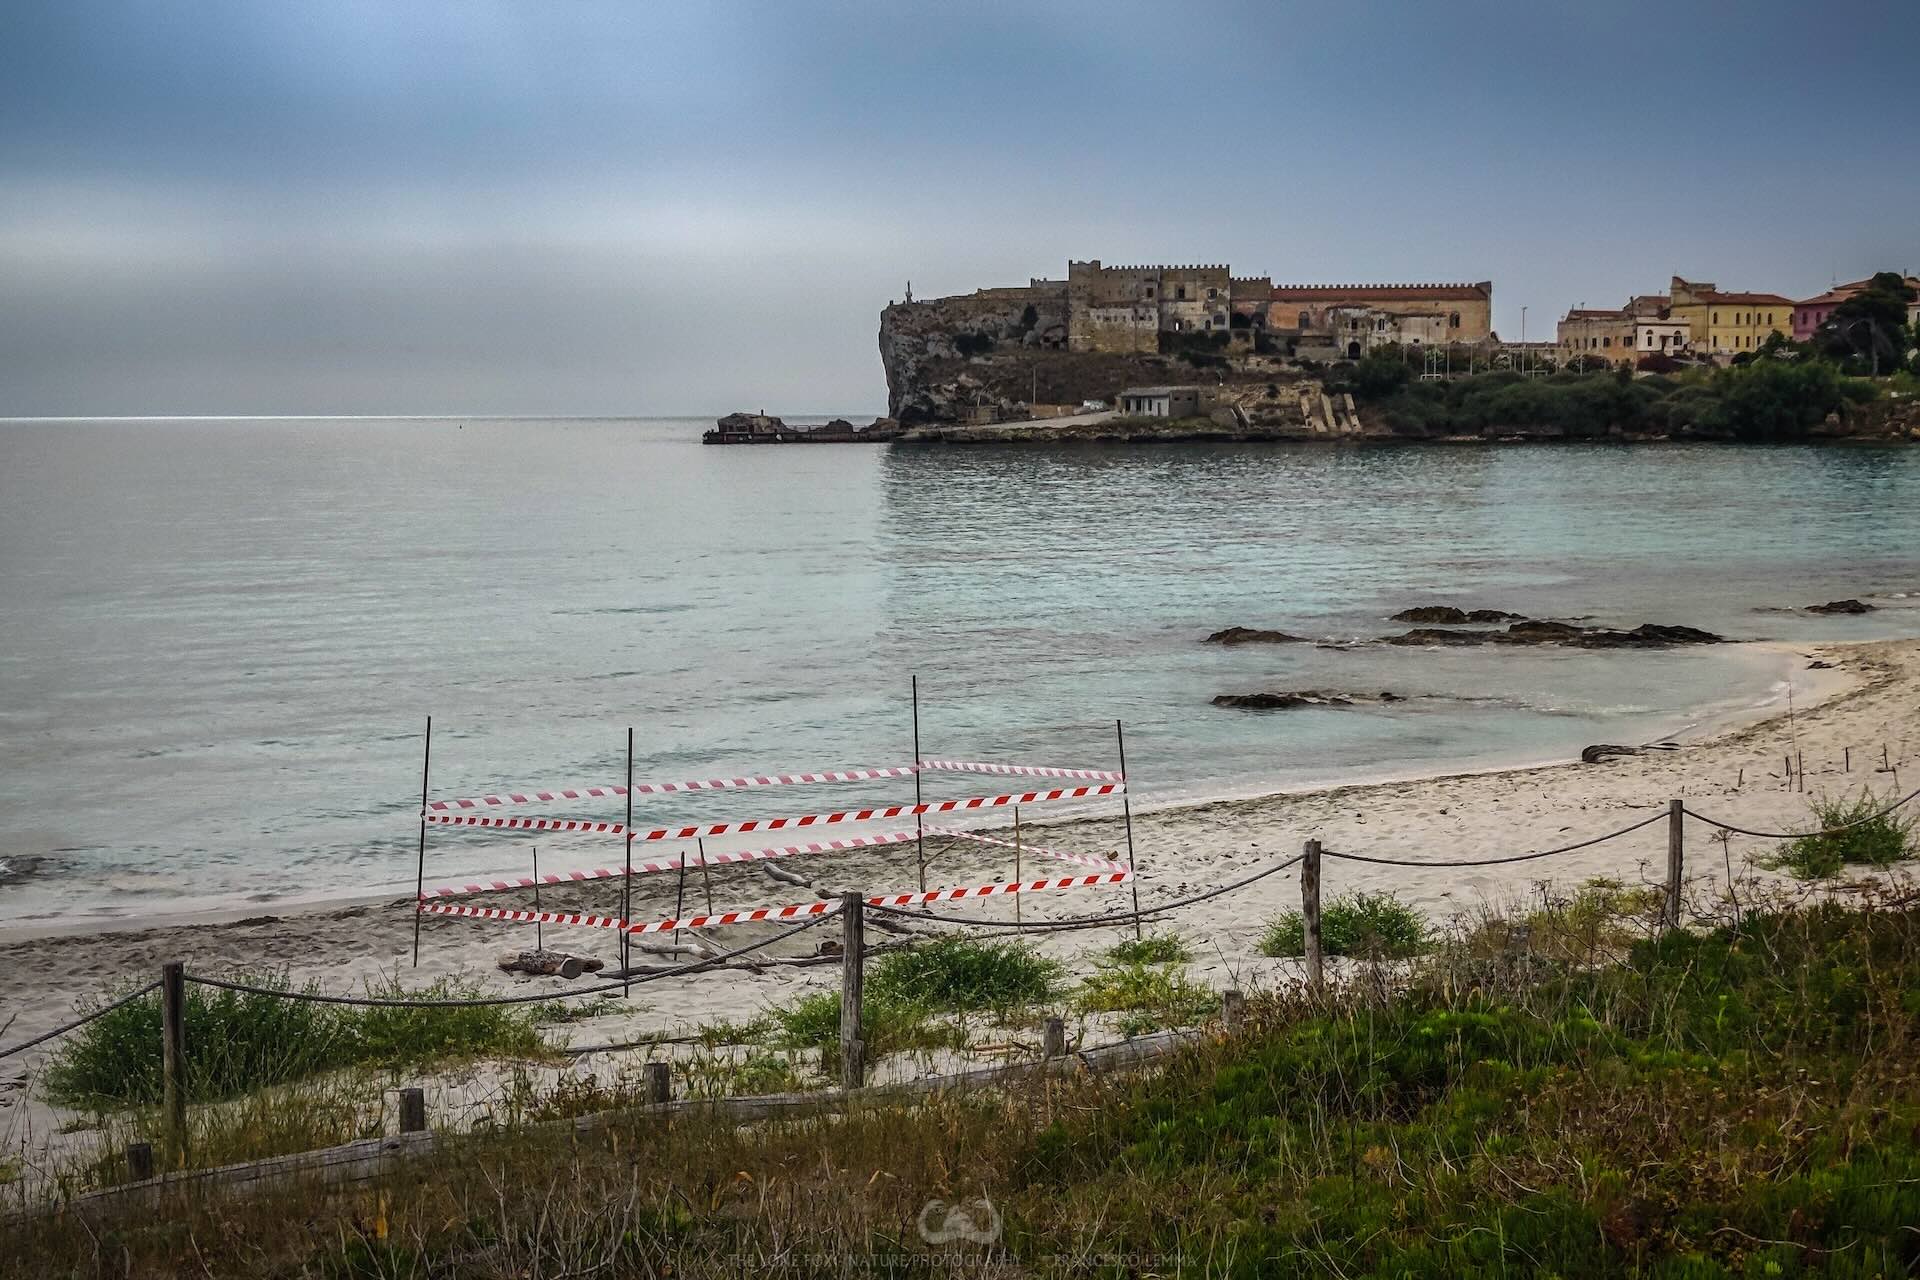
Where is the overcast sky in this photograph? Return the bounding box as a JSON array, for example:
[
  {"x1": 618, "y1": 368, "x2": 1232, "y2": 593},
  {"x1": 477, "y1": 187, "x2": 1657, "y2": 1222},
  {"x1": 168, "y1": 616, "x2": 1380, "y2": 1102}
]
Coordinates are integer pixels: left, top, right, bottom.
[{"x1": 2, "y1": 1, "x2": 1915, "y2": 418}]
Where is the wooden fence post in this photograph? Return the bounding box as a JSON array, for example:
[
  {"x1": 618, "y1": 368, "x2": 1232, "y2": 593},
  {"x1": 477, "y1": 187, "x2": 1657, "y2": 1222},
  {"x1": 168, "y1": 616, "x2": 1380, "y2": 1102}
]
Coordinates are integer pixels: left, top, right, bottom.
[
  {"x1": 397, "y1": 1086, "x2": 427, "y2": 1134},
  {"x1": 644, "y1": 1061, "x2": 671, "y2": 1105},
  {"x1": 840, "y1": 893, "x2": 865, "y2": 1089},
  {"x1": 1222, "y1": 989, "x2": 1246, "y2": 1031},
  {"x1": 160, "y1": 960, "x2": 187, "y2": 1165},
  {"x1": 1042, "y1": 1016, "x2": 1066, "y2": 1059},
  {"x1": 125, "y1": 1141, "x2": 154, "y2": 1182},
  {"x1": 1302, "y1": 840, "x2": 1324, "y2": 998},
  {"x1": 1665, "y1": 798, "x2": 1684, "y2": 929}
]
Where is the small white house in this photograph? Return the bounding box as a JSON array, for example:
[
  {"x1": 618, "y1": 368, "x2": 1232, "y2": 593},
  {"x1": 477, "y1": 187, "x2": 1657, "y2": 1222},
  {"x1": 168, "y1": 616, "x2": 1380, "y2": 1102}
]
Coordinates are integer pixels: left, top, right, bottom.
[{"x1": 1118, "y1": 386, "x2": 1206, "y2": 418}]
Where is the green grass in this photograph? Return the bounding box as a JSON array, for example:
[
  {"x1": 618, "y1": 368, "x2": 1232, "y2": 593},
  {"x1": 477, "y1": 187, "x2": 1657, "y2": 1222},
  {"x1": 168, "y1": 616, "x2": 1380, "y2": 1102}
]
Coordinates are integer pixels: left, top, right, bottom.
[
  {"x1": 767, "y1": 990, "x2": 964, "y2": 1058},
  {"x1": 681, "y1": 1049, "x2": 810, "y2": 1100},
  {"x1": 15, "y1": 893, "x2": 1920, "y2": 1276},
  {"x1": 43, "y1": 972, "x2": 547, "y2": 1107},
  {"x1": 865, "y1": 936, "x2": 1064, "y2": 1012},
  {"x1": 1101, "y1": 932, "x2": 1192, "y2": 966},
  {"x1": 1764, "y1": 788, "x2": 1917, "y2": 879},
  {"x1": 1074, "y1": 961, "x2": 1219, "y2": 1035},
  {"x1": 1259, "y1": 890, "x2": 1431, "y2": 959}
]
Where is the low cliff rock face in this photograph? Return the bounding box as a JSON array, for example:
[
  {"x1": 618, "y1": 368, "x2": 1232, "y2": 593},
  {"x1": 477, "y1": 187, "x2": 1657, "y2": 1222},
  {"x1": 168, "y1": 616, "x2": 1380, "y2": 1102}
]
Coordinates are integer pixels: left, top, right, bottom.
[{"x1": 880, "y1": 297, "x2": 1323, "y2": 428}]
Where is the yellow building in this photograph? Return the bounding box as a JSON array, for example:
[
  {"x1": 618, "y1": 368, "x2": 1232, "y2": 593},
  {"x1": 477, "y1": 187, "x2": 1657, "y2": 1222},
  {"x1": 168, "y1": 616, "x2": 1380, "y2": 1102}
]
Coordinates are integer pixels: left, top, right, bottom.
[{"x1": 1668, "y1": 276, "x2": 1795, "y2": 358}]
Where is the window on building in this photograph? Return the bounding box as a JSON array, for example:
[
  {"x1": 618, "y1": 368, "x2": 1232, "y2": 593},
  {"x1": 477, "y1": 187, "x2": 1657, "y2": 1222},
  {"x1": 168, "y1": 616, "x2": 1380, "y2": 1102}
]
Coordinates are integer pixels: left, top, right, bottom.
[
  {"x1": 1450, "y1": 312, "x2": 1461, "y2": 328},
  {"x1": 1206, "y1": 287, "x2": 1217, "y2": 300},
  {"x1": 1602, "y1": 336, "x2": 1611, "y2": 348},
  {"x1": 1713, "y1": 312, "x2": 1719, "y2": 324},
  {"x1": 1145, "y1": 287, "x2": 1154, "y2": 299},
  {"x1": 1767, "y1": 312, "x2": 1774, "y2": 325},
  {"x1": 1298, "y1": 310, "x2": 1310, "y2": 329},
  {"x1": 1176, "y1": 286, "x2": 1187, "y2": 300}
]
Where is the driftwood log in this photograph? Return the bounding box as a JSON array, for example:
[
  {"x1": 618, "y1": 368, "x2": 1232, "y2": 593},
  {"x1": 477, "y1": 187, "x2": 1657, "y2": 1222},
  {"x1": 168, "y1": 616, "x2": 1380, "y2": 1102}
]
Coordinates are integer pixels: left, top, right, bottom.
[
  {"x1": 496, "y1": 950, "x2": 604, "y2": 980},
  {"x1": 757, "y1": 864, "x2": 926, "y2": 938}
]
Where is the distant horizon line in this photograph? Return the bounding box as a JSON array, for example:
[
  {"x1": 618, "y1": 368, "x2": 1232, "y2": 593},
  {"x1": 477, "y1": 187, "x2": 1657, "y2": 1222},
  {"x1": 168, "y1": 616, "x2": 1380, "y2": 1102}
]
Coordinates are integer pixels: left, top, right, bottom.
[{"x1": 0, "y1": 411, "x2": 883, "y2": 424}]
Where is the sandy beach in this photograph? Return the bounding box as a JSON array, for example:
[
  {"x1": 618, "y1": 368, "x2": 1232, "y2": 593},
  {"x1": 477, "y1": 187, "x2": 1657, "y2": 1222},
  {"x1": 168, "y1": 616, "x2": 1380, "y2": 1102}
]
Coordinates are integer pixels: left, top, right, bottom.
[{"x1": 1, "y1": 634, "x2": 1913, "y2": 1098}]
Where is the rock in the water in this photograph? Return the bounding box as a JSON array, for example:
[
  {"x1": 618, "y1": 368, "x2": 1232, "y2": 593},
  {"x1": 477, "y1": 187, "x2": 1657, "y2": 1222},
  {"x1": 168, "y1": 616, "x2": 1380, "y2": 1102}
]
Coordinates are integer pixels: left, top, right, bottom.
[
  {"x1": 1808, "y1": 598, "x2": 1874, "y2": 615},
  {"x1": 1566, "y1": 622, "x2": 1724, "y2": 648},
  {"x1": 1580, "y1": 744, "x2": 1642, "y2": 763},
  {"x1": 1204, "y1": 626, "x2": 1307, "y2": 645},
  {"x1": 1385, "y1": 620, "x2": 1723, "y2": 649},
  {"x1": 1807, "y1": 659, "x2": 1835, "y2": 670},
  {"x1": 1212, "y1": 689, "x2": 1387, "y2": 710},
  {"x1": 1389, "y1": 606, "x2": 1526, "y2": 624}
]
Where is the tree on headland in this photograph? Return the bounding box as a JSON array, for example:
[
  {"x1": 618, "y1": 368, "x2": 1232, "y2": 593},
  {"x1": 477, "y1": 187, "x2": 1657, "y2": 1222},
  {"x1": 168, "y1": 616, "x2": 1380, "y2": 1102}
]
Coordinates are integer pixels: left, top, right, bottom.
[{"x1": 1818, "y1": 271, "x2": 1916, "y2": 376}]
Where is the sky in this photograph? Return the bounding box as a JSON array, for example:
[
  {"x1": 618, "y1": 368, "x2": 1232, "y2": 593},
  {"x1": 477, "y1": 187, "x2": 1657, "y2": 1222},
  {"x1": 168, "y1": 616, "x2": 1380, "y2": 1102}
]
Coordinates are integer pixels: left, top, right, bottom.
[{"x1": 1, "y1": 1, "x2": 1915, "y2": 418}]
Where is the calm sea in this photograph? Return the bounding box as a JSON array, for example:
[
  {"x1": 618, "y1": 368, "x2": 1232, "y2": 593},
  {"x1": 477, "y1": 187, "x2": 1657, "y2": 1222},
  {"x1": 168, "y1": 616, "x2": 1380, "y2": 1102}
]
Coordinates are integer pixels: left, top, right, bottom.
[{"x1": 2, "y1": 417, "x2": 1918, "y2": 926}]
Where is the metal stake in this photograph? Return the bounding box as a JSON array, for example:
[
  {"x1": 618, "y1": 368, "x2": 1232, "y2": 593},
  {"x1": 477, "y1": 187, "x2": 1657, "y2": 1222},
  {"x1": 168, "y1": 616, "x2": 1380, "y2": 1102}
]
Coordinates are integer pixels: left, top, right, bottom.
[
  {"x1": 1014, "y1": 806, "x2": 1022, "y2": 923},
  {"x1": 1117, "y1": 719, "x2": 1142, "y2": 940},
  {"x1": 412, "y1": 715, "x2": 431, "y2": 968},
  {"x1": 912, "y1": 675, "x2": 926, "y2": 896},
  {"x1": 698, "y1": 837, "x2": 714, "y2": 912},
  {"x1": 531, "y1": 845, "x2": 542, "y2": 952},
  {"x1": 623, "y1": 727, "x2": 633, "y2": 997}
]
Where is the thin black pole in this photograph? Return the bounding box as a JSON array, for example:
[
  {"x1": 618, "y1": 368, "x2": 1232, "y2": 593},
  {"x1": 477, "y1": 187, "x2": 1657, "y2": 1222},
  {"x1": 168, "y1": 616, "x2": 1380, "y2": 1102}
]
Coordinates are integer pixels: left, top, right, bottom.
[
  {"x1": 697, "y1": 837, "x2": 714, "y2": 913},
  {"x1": 1117, "y1": 719, "x2": 1142, "y2": 941},
  {"x1": 412, "y1": 715, "x2": 432, "y2": 968},
  {"x1": 912, "y1": 675, "x2": 926, "y2": 897},
  {"x1": 623, "y1": 727, "x2": 634, "y2": 997},
  {"x1": 674, "y1": 840, "x2": 689, "y2": 937},
  {"x1": 532, "y1": 845, "x2": 543, "y2": 952}
]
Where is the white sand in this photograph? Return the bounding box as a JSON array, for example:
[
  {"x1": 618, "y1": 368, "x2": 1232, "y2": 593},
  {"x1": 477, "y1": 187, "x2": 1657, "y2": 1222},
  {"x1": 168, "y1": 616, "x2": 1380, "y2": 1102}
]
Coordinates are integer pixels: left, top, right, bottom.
[{"x1": 3, "y1": 637, "x2": 1915, "y2": 1145}]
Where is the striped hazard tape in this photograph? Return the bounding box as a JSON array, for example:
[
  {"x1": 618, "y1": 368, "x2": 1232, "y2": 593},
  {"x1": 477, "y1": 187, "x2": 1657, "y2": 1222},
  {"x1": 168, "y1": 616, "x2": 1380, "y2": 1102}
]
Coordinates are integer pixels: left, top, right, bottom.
[
  {"x1": 417, "y1": 870, "x2": 1132, "y2": 935},
  {"x1": 422, "y1": 783, "x2": 1125, "y2": 841},
  {"x1": 922, "y1": 824, "x2": 1130, "y2": 874},
  {"x1": 918, "y1": 760, "x2": 1125, "y2": 782},
  {"x1": 428, "y1": 765, "x2": 922, "y2": 813},
  {"x1": 418, "y1": 828, "x2": 923, "y2": 900}
]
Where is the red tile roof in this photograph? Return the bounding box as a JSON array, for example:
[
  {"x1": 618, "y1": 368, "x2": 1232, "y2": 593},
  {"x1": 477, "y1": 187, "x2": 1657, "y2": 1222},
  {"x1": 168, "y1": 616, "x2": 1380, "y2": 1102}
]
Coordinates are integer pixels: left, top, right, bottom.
[
  {"x1": 1693, "y1": 290, "x2": 1795, "y2": 306},
  {"x1": 1795, "y1": 276, "x2": 1920, "y2": 308},
  {"x1": 1269, "y1": 282, "x2": 1491, "y2": 302}
]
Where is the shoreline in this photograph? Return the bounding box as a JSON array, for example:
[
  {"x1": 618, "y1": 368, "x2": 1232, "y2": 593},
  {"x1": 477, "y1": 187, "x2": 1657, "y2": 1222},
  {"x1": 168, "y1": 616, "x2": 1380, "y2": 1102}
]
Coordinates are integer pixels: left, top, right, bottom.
[
  {"x1": 0, "y1": 638, "x2": 1843, "y2": 945},
  {"x1": 2, "y1": 634, "x2": 1915, "y2": 1140}
]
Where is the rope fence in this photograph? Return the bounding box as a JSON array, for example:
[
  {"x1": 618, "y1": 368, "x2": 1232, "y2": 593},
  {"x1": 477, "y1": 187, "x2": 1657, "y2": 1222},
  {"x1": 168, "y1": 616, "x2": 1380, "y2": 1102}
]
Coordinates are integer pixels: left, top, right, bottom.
[
  {"x1": 1681, "y1": 786, "x2": 1920, "y2": 840},
  {"x1": 0, "y1": 980, "x2": 162, "y2": 1062},
  {"x1": 8, "y1": 783, "x2": 1919, "y2": 1091}
]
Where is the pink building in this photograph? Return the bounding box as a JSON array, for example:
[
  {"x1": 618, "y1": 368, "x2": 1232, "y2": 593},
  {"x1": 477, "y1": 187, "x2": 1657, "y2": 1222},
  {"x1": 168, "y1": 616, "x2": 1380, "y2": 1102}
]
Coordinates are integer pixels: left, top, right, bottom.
[{"x1": 1794, "y1": 275, "x2": 1920, "y2": 342}]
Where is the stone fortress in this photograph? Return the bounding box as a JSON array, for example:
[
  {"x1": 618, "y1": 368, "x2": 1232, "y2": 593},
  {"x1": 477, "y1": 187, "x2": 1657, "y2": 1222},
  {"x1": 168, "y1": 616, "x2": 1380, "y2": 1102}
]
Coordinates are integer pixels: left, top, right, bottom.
[{"x1": 878, "y1": 258, "x2": 1495, "y2": 424}]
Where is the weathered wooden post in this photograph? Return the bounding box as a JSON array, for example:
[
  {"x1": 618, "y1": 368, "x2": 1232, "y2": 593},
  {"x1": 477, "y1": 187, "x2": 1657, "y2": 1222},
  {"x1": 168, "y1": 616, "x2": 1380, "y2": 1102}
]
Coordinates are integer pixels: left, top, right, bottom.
[
  {"x1": 840, "y1": 892, "x2": 865, "y2": 1089},
  {"x1": 398, "y1": 1086, "x2": 427, "y2": 1134},
  {"x1": 160, "y1": 961, "x2": 187, "y2": 1164},
  {"x1": 125, "y1": 1141, "x2": 154, "y2": 1182},
  {"x1": 1042, "y1": 1016, "x2": 1066, "y2": 1059},
  {"x1": 1665, "y1": 798, "x2": 1684, "y2": 929},
  {"x1": 644, "y1": 1061, "x2": 671, "y2": 1105},
  {"x1": 1302, "y1": 840, "x2": 1324, "y2": 998},
  {"x1": 1222, "y1": 988, "x2": 1246, "y2": 1031}
]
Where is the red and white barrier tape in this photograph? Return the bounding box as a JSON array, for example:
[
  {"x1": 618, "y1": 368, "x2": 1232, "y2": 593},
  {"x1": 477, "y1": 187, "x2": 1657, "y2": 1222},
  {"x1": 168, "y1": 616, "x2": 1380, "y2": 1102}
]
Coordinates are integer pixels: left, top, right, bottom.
[
  {"x1": 922, "y1": 824, "x2": 1130, "y2": 874},
  {"x1": 428, "y1": 765, "x2": 922, "y2": 813},
  {"x1": 419, "y1": 828, "x2": 923, "y2": 900},
  {"x1": 918, "y1": 760, "x2": 1125, "y2": 782},
  {"x1": 417, "y1": 870, "x2": 1132, "y2": 935},
  {"x1": 423, "y1": 782, "x2": 1124, "y2": 841}
]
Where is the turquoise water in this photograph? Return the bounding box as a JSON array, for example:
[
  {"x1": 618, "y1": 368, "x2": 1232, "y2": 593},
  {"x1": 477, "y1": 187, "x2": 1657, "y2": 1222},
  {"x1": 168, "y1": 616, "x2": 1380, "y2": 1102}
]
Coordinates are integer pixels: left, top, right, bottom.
[{"x1": 2, "y1": 418, "x2": 1917, "y2": 924}]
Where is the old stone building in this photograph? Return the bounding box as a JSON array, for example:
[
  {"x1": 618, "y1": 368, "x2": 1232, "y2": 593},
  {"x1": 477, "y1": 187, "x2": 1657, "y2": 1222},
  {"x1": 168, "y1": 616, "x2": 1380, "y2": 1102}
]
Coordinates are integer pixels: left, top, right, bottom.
[
  {"x1": 895, "y1": 260, "x2": 1495, "y2": 360},
  {"x1": 1267, "y1": 282, "x2": 1495, "y2": 355},
  {"x1": 1668, "y1": 276, "x2": 1794, "y2": 358},
  {"x1": 1066, "y1": 261, "x2": 1249, "y2": 352},
  {"x1": 1556, "y1": 308, "x2": 1635, "y2": 365}
]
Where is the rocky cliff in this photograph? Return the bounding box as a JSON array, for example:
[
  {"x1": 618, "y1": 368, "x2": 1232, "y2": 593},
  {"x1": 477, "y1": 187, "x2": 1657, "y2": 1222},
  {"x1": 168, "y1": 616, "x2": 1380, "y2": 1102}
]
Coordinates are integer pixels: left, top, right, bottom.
[{"x1": 879, "y1": 297, "x2": 1322, "y2": 426}]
